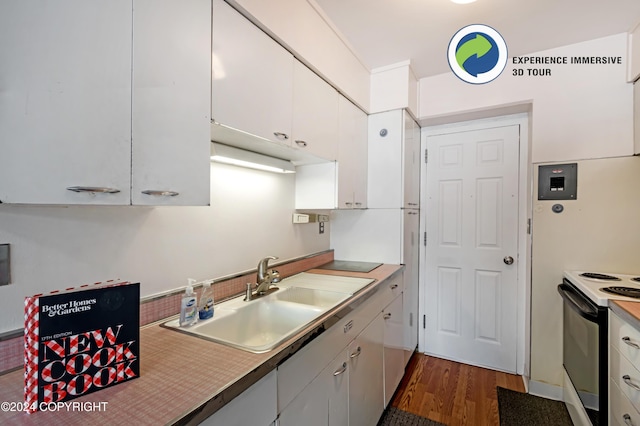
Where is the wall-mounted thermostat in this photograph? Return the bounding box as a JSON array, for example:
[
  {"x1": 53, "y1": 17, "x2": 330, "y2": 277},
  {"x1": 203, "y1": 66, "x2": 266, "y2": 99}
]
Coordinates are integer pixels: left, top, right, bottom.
[{"x1": 538, "y1": 163, "x2": 577, "y2": 200}]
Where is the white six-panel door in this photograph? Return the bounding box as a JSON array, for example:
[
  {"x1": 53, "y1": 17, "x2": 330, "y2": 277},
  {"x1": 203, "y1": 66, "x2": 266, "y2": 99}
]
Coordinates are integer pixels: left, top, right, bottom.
[{"x1": 423, "y1": 125, "x2": 520, "y2": 373}]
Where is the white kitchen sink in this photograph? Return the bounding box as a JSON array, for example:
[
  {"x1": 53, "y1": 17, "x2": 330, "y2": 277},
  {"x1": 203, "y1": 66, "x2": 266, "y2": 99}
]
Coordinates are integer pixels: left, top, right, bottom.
[{"x1": 163, "y1": 273, "x2": 374, "y2": 353}]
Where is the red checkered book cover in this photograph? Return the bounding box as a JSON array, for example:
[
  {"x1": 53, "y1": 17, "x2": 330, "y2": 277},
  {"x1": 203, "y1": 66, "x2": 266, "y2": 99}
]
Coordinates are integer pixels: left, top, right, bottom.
[{"x1": 24, "y1": 280, "x2": 140, "y2": 413}]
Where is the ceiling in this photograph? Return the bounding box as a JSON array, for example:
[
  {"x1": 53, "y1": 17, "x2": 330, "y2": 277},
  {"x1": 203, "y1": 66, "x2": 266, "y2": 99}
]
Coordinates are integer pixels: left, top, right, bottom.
[{"x1": 313, "y1": 0, "x2": 640, "y2": 79}]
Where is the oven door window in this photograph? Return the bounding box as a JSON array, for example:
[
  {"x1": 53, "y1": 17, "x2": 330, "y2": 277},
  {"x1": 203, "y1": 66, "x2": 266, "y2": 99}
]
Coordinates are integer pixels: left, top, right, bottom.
[{"x1": 564, "y1": 298, "x2": 600, "y2": 411}]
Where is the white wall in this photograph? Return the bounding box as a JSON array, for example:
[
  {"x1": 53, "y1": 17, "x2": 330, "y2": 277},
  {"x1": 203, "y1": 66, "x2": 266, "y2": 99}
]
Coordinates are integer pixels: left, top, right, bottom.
[
  {"x1": 0, "y1": 163, "x2": 329, "y2": 333},
  {"x1": 370, "y1": 61, "x2": 419, "y2": 116},
  {"x1": 418, "y1": 33, "x2": 634, "y2": 163},
  {"x1": 227, "y1": 0, "x2": 370, "y2": 110},
  {"x1": 531, "y1": 156, "x2": 640, "y2": 389}
]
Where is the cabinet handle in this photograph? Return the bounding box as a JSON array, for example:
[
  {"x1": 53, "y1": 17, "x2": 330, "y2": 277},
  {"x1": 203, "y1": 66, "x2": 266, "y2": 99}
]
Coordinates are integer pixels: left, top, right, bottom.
[
  {"x1": 67, "y1": 186, "x2": 120, "y2": 194},
  {"x1": 383, "y1": 313, "x2": 392, "y2": 320},
  {"x1": 273, "y1": 132, "x2": 289, "y2": 140},
  {"x1": 624, "y1": 414, "x2": 634, "y2": 426},
  {"x1": 354, "y1": 202, "x2": 362, "y2": 206},
  {"x1": 390, "y1": 284, "x2": 399, "y2": 290},
  {"x1": 294, "y1": 140, "x2": 308, "y2": 147},
  {"x1": 350, "y1": 346, "x2": 362, "y2": 359},
  {"x1": 141, "y1": 190, "x2": 179, "y2": 197},
  {"x1": 623, "y1": 375, "x2": 640, "y2": 391},
  {"x1": 345, "y1": 202, "x2": 353, "y2": 206},
  {"x1": 623, "y1": 336, "x2": 640, "y2": 349},
  {"x1": 333, "y1": 362, "x2": 347, "y2": 376}
]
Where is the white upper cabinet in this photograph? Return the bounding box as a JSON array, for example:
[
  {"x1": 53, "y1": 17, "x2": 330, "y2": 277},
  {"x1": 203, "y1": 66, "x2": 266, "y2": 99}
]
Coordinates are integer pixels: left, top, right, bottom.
[
  {"x1": 132, "y1": 0, "x2": 211, "y2": 206},
  {"x1": 337, "y1": 97, "x2": 368, "y2": 209},
  {"x1": 292, "y1": 61, "x2": 339, "y2": 160},
  {"x1": 0, "y1": 0, "x2": 211, "y2": 206},
  {"x1": 211, "y1": 0, "x2": 294, "y2": 146},
  {"x1": 295, "y1": 95, "x2": 367, "y2": 210},
  {"x1": 403, "y1": 113, "x2": 420, "y2": 209},
  {"x1": 0, "y1": 0, "x2": 132, "y2": 205},
  {"x1": 368, "y1": 109, "x2": 422, "y2": 209}
]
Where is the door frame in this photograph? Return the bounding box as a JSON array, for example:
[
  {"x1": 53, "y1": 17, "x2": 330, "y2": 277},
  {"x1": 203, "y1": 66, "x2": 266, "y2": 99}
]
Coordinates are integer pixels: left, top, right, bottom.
[{"x1": 418, "y1": 113, "x2": 532, "y2": 378}]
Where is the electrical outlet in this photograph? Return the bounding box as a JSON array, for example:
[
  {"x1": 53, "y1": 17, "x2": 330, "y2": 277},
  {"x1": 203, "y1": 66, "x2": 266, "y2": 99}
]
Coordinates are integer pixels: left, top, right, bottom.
[{"x1": 0, "y1": 244, "x2": 10, "y2": 286}]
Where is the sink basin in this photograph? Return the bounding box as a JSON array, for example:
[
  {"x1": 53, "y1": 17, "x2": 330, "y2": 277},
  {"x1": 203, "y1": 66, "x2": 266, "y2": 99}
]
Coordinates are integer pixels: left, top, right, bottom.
[{"x1": 163, "y1": 284, "x2": 358, "y2": 353}]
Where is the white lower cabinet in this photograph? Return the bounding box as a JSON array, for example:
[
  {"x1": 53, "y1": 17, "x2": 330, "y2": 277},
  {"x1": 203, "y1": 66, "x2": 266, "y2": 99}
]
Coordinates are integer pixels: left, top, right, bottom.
[
  {"x1": 610, "y1": 311, "x2": 640, "y2": 425},
  {"x1": 278, "y1": 351, "x2": 348, "y2": 426},
  {"x1": 278, "y1": 274, "x2": 404, "y2": 426},
  {"x1": 384, "y1": 294, "x2": 405, "y2": 407},
  {"x1": 200, "y1": 370, "x2": 277, "y2": 426},
  {"x1": 349, "y1": 313, "x2": 385, "y2": 426}
]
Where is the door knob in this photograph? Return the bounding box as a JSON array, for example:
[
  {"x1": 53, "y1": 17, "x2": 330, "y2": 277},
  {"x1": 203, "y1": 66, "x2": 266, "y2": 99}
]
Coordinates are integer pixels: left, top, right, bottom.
[{"x1": 503, "y1": 256, "x2": 514, "y2": 265}]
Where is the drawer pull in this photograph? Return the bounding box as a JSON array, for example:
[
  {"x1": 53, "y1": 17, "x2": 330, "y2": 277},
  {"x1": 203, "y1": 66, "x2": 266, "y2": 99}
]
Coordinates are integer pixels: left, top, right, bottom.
[
  {"x1": 67, "y1": 186, "x2": 120, "y2": 194},
  {"x1": 333, "y1": 362, "x2": 347, "y2": 376},
  {"x1": 141, "y1": 190, "x2": 179, "y2": 197},
  {"x1": 624, "y1": 414, "x2": 634, "y2": 426},
  {"x1": 390, "y1": 284, "x2": 399, "y2": 290},
  {"x1": 350, "y1": 346, "x2": 362, "y2": 359},
  {"x1": 622, "y1": 336, "x2": 640, "y2": 349},
  {"x1": 383, "y1": 313, "x2": 392, "y2": 320},
  {"x1": 623, "y1": 375, "x2": 640, "y2": 391}
]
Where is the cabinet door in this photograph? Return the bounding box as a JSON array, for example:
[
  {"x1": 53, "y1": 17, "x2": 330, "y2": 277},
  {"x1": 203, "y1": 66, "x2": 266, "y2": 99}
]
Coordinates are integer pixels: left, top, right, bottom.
[
  {"x1": 383, "y1": 294, "x2": 405, "y2": 407},
  {"x1": 131, "y1": 0, "x2": 211, "y2": 206},
  {"x1": 212, "y1": 0, "x2": 293, "y2": 145},
  {"x1": 292, "y1": 60, "x2": 339, "y2": 160},
  {"x1": 200, "y1": 371, "x2": 277, "y2": 426},
  {"x1": 279, "y1": 352, "x2": 348, "y2": 426},
  {"x1": 0, "y1": 0, "x2": 132, "y2": 204},
  {"x1": 337, "y1": 96, "x2": 368, "y2": 209},
  {"x1": 403, "y1": 210, "x2": 420, "y2": 364},
  {"x1": 403, "y1": 112, "x2": 421, "y2": 208},
  {"x1": 367, "y1": 110, "x2": 403, "y2": 208},
  {"x1": 348, "y1": 313, "x2": 384, "y2": 426}
]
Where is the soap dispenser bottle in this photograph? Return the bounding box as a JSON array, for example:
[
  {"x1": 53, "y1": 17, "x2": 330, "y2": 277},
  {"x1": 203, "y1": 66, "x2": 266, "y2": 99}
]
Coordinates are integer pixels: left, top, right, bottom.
[
  {"x1": 198, "y1": 280, "x2": 214, "y2": 320},
  {"x1": 180, "y1": 278, "x2": 198, "y2": 327}
]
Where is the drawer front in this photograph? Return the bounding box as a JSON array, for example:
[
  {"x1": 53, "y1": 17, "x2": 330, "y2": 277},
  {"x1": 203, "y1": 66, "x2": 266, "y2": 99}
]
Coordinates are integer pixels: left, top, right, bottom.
[
  {"x1": 611, "y1": 312, "x2": 640, "y2": 368},
  {"x1": 610, "y1": 378, "x2": 640, "y2": 426},
  {"x1": 612, "y1": 345, "x2": 640, "y2": 413}
]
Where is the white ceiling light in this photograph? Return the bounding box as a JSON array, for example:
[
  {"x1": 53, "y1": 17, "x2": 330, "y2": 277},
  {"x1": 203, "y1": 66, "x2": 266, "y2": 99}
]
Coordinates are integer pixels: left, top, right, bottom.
[
  {"x1": 450, "y1": 0, "x2": 477, "y2": 4},
  {"x1": 210, "y1": 143, "x2": 296, "y2": 174}
]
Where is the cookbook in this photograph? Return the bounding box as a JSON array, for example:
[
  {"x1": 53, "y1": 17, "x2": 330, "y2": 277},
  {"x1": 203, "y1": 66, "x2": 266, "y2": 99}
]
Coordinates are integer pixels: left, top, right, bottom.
[{"x1": 24, "y1": 280, "x2": 140, "y2": 412}]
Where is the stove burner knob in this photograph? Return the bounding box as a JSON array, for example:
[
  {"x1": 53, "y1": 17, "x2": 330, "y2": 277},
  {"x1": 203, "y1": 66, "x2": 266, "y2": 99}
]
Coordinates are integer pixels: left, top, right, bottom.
[{"x1": 504, "y1": 256, "x2": 514, "y2": 265}]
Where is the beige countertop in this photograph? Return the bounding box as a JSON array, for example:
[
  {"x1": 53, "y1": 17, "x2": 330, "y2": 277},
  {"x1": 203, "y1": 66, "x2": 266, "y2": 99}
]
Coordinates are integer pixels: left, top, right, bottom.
[{"x1": 0, "y1": 264, "x2": 403, "y2": 425}]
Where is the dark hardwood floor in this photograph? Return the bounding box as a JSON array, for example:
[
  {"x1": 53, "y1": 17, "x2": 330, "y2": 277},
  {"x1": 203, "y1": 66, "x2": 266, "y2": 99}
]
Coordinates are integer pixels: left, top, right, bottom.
[{"x1": 390, "y1": 353, "x2": 526, "y2": 426}]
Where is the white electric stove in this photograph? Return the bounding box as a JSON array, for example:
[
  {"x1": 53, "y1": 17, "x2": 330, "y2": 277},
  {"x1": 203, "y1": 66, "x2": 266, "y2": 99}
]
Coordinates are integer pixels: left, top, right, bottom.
[{"x1": 563, "y1": 270, "x2": 640, "y2": 306}]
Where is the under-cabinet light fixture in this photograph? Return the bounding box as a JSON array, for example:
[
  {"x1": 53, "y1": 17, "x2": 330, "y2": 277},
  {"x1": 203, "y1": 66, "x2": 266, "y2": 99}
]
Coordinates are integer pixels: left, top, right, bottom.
[{"x1": 210, "y1": 143, "x2": 296, "y2": 174}]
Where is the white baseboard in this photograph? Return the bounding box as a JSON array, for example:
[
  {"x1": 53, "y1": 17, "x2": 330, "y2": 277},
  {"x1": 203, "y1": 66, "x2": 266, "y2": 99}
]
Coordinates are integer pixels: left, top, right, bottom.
[{"x1": 528, "y1": 380, "x2": 564, "y2": 401}]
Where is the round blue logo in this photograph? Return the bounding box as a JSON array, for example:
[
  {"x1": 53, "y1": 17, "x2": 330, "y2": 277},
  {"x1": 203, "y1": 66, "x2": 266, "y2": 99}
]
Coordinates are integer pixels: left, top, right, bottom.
[{"x1": 448, "y1": 25, "x2": 508, "y2": 84}]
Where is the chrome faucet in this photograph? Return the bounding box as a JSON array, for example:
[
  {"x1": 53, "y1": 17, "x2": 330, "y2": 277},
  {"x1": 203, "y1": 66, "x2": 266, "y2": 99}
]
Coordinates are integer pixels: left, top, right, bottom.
[{"x1": 246, "y1": 256, "x2": 281, "y2": 300}]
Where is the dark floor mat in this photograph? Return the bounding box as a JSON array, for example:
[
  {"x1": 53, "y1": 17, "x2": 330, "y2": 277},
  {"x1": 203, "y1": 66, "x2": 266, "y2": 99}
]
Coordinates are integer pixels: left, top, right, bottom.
[
  {"x1": 377, "y1": 407, "x2": 446, "y2": 426},
  {"x1": 497, "y1": 387, "x2": 573, "y2": 426}
]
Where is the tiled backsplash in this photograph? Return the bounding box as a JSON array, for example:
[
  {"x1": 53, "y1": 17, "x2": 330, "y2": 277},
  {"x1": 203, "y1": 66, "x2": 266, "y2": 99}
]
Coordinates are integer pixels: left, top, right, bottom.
[{"x1": 0, "y1": 250, "x2": 334, "y2": 374}]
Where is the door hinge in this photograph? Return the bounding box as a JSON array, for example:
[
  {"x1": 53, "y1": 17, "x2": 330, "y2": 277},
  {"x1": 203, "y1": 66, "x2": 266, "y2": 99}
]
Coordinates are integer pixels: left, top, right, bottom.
[
  {"x1": 527, "y1": 218, "x2": 532, "y2": 235},
  {"x1": 423, "y1": 315, "x2": 426, "y2": 329},
  {"x1": 423, "y1": 231, "x2": 427, "y2": 246},
  {"x1": 424, "y1": 149, "x2": 429, "y2": 164}
]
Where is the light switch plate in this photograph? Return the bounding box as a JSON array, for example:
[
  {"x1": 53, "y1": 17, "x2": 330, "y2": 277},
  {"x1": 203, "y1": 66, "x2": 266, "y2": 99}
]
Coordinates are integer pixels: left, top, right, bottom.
[{"x1": 0, "y1": 244, "x2": 10, "y2": 286}]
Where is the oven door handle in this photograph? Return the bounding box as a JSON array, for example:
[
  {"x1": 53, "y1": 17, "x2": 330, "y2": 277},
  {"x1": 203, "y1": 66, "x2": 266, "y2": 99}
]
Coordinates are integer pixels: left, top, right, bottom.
[{"x1": 557, "y1": 283, "x2": 599, "y2": 322}]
